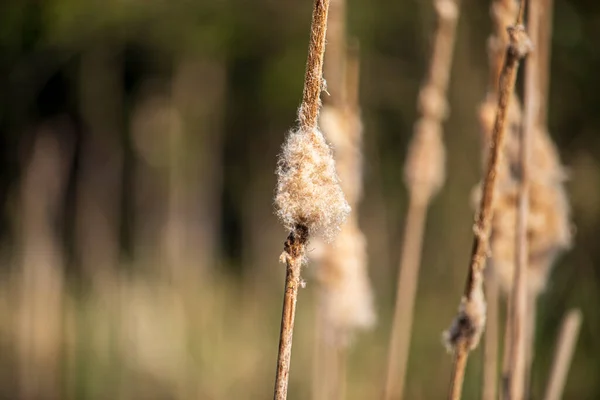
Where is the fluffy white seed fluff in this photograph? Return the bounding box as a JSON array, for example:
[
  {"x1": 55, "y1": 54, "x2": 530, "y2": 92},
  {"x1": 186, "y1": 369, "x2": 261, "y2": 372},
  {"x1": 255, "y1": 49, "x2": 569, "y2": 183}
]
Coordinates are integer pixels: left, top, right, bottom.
[
  {"x1": 319, "y1": 106, "x2": 363, "y2": 205},
  {"x1": 317, "y1": 220, "x2": 376, "y2": 346},
  {"x1": 443, "y1": 274, "x2": 487, "y2": 351},
  {"x1": 404, "y1": 119, "x2": 446, "y2": 203},
  {"x1": 275, "y1": 125, "x2": 351, "y2": 239}
]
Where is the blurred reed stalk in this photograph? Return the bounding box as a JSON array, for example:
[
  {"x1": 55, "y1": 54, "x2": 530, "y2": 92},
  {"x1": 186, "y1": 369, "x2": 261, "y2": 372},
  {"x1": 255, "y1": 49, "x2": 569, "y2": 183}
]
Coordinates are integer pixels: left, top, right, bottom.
[
  {"x1": 383, "y1": 1, "x2": 459, "y2": 398},
  {"x1": 543, "y1": 309, "x2": 582, "y2": 400},
  {"x1": 16, "y1": 122, "x2": 74, "y2": 400},
  {"x1": 443, "y1": 2, "x2": 530, "y2": 399},
  {"x1": 478, "y1": 3, "x2": 520, "y2": 398},
  {"x1": 273, "y1": 0, "x2": 351, "y2": 398},
  {"x1": 505, "y1": 1, "x2": 539, "y2": 399},
  {"x1": 314, "y1": 37, "x2": 376, "y2": 398}
]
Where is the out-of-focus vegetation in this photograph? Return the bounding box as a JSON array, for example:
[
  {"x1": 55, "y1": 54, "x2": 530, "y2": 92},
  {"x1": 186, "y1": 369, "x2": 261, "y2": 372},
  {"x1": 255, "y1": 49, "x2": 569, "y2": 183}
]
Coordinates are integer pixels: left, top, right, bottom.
[{"x1": 0, "y1": 0, "x2": 599, "y2": 399}]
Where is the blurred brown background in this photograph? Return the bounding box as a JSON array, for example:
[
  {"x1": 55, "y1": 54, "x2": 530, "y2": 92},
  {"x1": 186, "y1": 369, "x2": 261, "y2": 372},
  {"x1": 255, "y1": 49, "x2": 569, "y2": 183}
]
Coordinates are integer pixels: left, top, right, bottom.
[{"x1": 0, "y1": 0, "x2": 599, "y2": 399}]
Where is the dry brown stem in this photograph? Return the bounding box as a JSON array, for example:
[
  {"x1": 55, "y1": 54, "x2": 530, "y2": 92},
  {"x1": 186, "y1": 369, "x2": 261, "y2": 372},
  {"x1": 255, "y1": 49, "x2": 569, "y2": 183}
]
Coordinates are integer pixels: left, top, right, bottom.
[
  {"x1": 383, "y1": 2, "x2": 458, "y2": 398},
  {"x1": 274, "y1": 1, "x2": 333, "y2": 398},
  {"x1": 445, "y1": 2, "x2": 531, "y2": 399},
  {"x1": 543, "y1": 309, "x2": 582, "y2": 400},
  {"x1": 480, "y1": 2, "x2": 519, "y2": 397},
  {"x1": 274, "y1": 226, "x2": 309, "y2": 400},
  {"x1": 482, "y1": 275, "x2": 500, "y2": 400},
  {"x1": 299, "y1": 0, "x2": 331, "y2": 131},
  {"x1": 505, "y1": 1, "x2": 539, "y2": 399},
  {"x1": 537, "y1": 0, "x2": 553, "y2": 127}
]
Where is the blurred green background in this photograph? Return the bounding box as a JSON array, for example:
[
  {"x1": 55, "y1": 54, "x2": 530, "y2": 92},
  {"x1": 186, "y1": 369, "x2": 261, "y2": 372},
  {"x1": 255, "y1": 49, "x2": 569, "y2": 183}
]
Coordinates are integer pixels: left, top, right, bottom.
[{"x1": 1, "y1": 0, "x2": 599, "y2": 399}]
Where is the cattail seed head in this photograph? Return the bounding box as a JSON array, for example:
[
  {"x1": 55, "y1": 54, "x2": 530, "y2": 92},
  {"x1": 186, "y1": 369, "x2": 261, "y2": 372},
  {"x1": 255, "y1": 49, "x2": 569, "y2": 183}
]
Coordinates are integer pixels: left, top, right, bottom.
[
  {"x1": 404, "y1": 119, "x2": 446, "y2": 203},
  {"x1": 319, "y1": 105, "x2": 363, "y2": 205},
  {"x1": 317, "y1": 219, "x2": 376, "y2": 345},
  {"x1": 475, "y1": 121, "x2": 572, "y2": 296},
  {"x1": 443, "y1": 274, "x2": 487, "y2": 351},
  {"x1": 275, "y1": 123, "x2": 351, "y2": 240}
]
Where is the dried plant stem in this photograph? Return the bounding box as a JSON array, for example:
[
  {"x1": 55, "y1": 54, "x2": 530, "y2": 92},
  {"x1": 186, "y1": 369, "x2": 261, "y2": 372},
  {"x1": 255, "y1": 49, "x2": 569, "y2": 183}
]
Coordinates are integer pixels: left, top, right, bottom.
[
  {"x1": 275, "y1": 227, "x2": 310, "y2": 400},
  {"x1": 299, "y1": 0, "x2": 331, "y2": 132},
  {"x1": 446, "y1": 3, "x2": 530, "y2": 399},
  {"x1": 537, "y1": 0, "x2": 554, "y2": 127},
  {"x1": 274, "y1": 2, "x2": 331, "y2": 398},
  {"x1": 506, "y1": 1, "x2": 538, "y2": 399},
  {"x1": 482, "y1": 276, "x2": 499, "y2": 400},
  {"x1": 449, "y1": 341, "x2": 469, "y2": 400},
  {"x1": 524, "y1": 293, "x2": 537, "y2": 397},
  {"x1": 384, "y1": 199, "x2": 427, "y2": 399},
  {"x1": 543, "y1": 309, "x2": 582, "y2": 400},
  {"x1": 384, "y1": 1, "x2": 459, "y2": 397}
]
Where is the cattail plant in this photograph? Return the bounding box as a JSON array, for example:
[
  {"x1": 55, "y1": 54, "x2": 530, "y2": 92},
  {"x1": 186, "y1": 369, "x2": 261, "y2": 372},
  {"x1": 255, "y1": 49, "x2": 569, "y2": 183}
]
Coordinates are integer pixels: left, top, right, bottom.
[
  {"x1": 313, "y1": 40, "x2": 376, "y2": 399},
  {"x1": 476, "y1": 0, "x2": 572, "y2": 398},
  {"x1": 272, "y1": 0, "x2": 350, "y2": 398},
  {"x1": 383, "y1": 1, "x2": 458, "y2": 399},
  {"x1": 476, "y1": 4, "x2": 521, "y2": 399},
  {"x1": 443, "y1": 2, "x2": 531, "y2": 399}
]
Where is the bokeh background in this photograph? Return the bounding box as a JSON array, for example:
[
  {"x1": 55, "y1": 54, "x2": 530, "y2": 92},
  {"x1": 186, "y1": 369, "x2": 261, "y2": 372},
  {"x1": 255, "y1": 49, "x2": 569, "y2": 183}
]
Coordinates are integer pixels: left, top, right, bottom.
[{"x1": 1, "y1": 0, "x2": 599, "y2": 399}]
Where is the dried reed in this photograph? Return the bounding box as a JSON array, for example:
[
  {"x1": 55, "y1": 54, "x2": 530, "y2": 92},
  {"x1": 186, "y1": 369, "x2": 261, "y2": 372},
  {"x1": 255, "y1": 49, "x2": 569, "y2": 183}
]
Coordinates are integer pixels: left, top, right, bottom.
[
  {"x1": 505, "y1": 0, "x2": 540, "y2": 397},
  {"x1": 443, "y1": 2, "x2": 531, "y2": 399},
  {"x1": 273, "y1": 0, "x2": 350, "y2": 398},
  {"x1": 476, "y1": 1, "x2": 572, "y2": 398},
  {"x1": 314, "y1": 25, "x2": 375, "y2": 398},
  {"x1": 383, "y1": 1, "x2": 458, "y2": 398},
  {"x1": 543, "y1": 309, "x2": 582, "y2": 400}
]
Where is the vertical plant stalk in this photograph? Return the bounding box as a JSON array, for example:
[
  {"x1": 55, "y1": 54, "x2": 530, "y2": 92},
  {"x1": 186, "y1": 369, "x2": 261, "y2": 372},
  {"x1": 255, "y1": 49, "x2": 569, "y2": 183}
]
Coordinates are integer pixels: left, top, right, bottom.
[
  {"x1": 384, "y1": 1, "x2": 459, "y2": 398},
  {"x1": 274, "y1": 1, "x2": 335, "y2": 399},
  {"x1": 445, "y1": 3, "x2": 530, "y2": 399},
  {"x1": 543, "y1": 309, "x2": 582, "y2": 400},
  {"x1": 274, "y1": 226, "x2": 310, "y2": 400},
  {"x1": 313, "y1": 1, "x2": 347, "y2": 398},
  {"x1": 506, "y1": 1, "x2": 539, "y2": 399},
  {"x1": 537, "y1": 0, "x2": 554, "y2": 128},
  {"x1": 482, "y1": 277, "x2": 499, "y2": 400},
  {"x1": 299, "y1": 0, "x2": 331, "y2": 132},
  {"x1": 479, "y1": 2, "x2": 519, "y2": 397}
]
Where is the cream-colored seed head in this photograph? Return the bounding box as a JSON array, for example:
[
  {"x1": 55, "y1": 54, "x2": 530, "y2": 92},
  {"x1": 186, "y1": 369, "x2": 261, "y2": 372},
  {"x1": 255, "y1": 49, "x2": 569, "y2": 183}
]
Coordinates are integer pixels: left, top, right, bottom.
[
  {"x1": 443, "y1": 274, "x2": 487, "y2": 351},
  {"x1": 275, "y1": 122, "x2": 351, "y2": 239},
  {"x1": 319, "y1": 106, "x2": 363, "y2": 205},
  {"x1": 317, "y1": 220, "x2": 376, "y2": 345},
  {"x1": 404, "y1": 118, "x2": 446, "y2": 203},
  {"x1": 476, "y1": 113, "x2": 572, "y2": 296}
]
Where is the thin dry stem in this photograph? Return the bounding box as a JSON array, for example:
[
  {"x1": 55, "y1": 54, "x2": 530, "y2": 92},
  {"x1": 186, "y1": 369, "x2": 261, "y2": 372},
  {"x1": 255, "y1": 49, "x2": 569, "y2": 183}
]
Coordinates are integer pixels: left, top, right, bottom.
[
  {"x1": 323, "y1": 0, "x2": 347, "y2": 107},
  {"x1": 274, "y1": 226, "x2": 309, "y2": 400},
  {"x1": 299, "y1": 0, "x2": 331, "y2": 131},
  {"x1": 537, "y1": 0, "x2": 554, "y2": 127},
  {"x1": 448, "y1": 341, "x2": 469, "y2": 400},
  {"x1": 274, "y1": 1, "x2": 333, "y2": 398},
  {"x1": 506, "y1": 2, "x2": 538, "y2": 399},
  {"x1": 445, "y1": 2, "x2": 531, "y2": 397},
  {"x1": 384, "y1": 2, "x2": 458, "y2": 397},
  {"x1": 482, "y1": 275, "x2": 500, "y2": 400},
  {"x1": 543, "y1": 309, "x2": 582, "y2": 400},
  {"x1": 384, "y1": 200, "x2": 427, "y2": 400}
]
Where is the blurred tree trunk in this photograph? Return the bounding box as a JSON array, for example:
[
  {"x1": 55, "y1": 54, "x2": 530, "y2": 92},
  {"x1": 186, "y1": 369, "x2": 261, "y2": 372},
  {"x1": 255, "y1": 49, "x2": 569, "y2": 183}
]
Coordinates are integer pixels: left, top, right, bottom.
[
  {"x1": 76, "y1": 45, "x2": 124, "y2": 284},
  {"x1": 16, "y1": 120, "x2": 74, "y2": 400}
]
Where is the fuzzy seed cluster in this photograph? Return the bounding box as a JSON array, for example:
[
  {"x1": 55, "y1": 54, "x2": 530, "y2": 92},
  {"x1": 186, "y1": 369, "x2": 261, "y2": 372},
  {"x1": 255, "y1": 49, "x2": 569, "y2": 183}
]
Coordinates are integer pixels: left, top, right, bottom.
[
  {"x1": 476, "y1": 96, "x2": 572, "y2": 296},
  {"x1": 317, "y1": 220, "x2": 376, "y2": 345},
  {"x1": 313, "y1": 105, "x2": 376, "y2": 345},
  {"x1": 275, "y1": 123, "x2": 351, "y2": 239},
  {"x1": 404, "y1": 119, "x2": 446, "y2": 203},
  {"x1": 443, "y1": 274, "x2": 487, "y2": 351}
]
